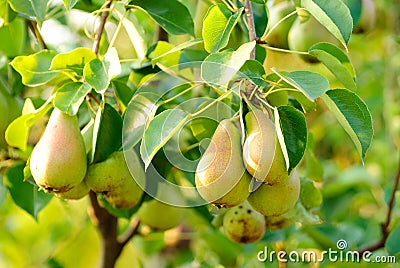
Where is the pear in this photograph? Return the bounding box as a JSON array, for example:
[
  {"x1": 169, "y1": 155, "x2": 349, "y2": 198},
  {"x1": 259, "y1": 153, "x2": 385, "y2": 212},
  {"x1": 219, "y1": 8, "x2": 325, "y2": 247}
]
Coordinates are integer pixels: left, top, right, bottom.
[
  {"x1": 248, "y1": 170, "x2": 300, "y2": 216},
  {"x1": 55, "y1": 181, "x2": 90, "y2": 200},
  {"x1": 242, "y1": 109, "x2": 276, "y2": 182},
  {"x1": 264, "y1": 139, "x2": 288, "y2": 185},
  {"x1": 138, "y1": 199, "x2": 184, "y2": 230},
  {"x1": 195, "y1": 119, "x2": 251, "y2": 208},
  {"x1": 85, "y1": 150, "x2": 144, "y2": 209},
  {"x1": 30, "y1": 108, "x2": 87, "y2": 192},
  {"x1": 223, "y1": 201, "x2": 266, "y2": 244}
]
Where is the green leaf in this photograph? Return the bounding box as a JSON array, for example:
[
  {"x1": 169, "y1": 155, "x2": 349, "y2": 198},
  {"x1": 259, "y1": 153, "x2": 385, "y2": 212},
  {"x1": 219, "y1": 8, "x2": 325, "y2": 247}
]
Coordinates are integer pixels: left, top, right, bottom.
[
  {"x1": 322, "y1": 88, "x2": 373, "y2": 162},
  {"x1": 0, "y1": 17, "x2": 26, "y2": 57},
  {"x1": 202, "y1": 4, "x2": 243, "y2": 53},
  {"x1": 238, "y1": 60, "x2": 268, "y2": 87},
  {"x1": 284, "y1": 71, "x2": 330, "y2": 100},
  {"x1": 63, "y1": 0, "x2": 78, "y2": 10},
  {"x1": 151, "y1": 38, "x2": 203, "y2": 66},
  {"x1": 83, "y1": 58, "x2": 110, "y2": 93},
  {"x1": 0, "y1": 174, "x2": 7, "y2": 206},
  {"x1": 53, "y1": 82, "x2": 92, "y2": 116},
  {"x1": 148, "y1": 41, "x2": 181, "y2": 68},
  {"x1": 111, "y1": 80, "x2": 134, "y2": 107},
  {"x1": 251, "y1": 0, "x2": 265, "y2": 3},
  {"x1": 4, "y1": 163, "x2": 52, "y2": 220},
  {"x1": 386, "y1": 224, "x2": 400, "y2": 256},
  {"x1": 278, "y1": 105, "x2": 307, "y2": 172},
  {"x1": 5, "y1": 100, "x2": 52, "y2": 151},
  {"x1": 140, "y1": 109, "x2": 190, "y2": 169},
  {"x1": 9, "y1": 0, "x2": 49, "y2": 25},
  {"x1": 309, "y1": 42, "x2": 357, "y2": 91},
  {"x1": 302, "y1": 0, "x2": 353, "y2": 49},
  {"x1": 50, "y1": 47, "x2": 97, "y2": 76},
  {"x1": 130, "y1": 0, "x2": 194, "y2": 36},
  {"x1": 10, "y1": 50, "x2": 59, "y2": 86},
  {"x1": 122, "y1": 92, "x2": 159, "y2": 149},
  {"x1": 201, "y1": 41, "x2": 256, "y2": 88},
  {"x1": 91, "y1": 103, "x2": 123, "y2": 163}
]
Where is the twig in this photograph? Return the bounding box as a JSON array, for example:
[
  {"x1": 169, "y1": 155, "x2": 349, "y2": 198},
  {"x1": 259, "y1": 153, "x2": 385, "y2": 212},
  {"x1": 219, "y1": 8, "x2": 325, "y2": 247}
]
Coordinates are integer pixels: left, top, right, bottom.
[
  {"x1": 26, "y1": 20, "x2": 48, "y2": 50},
  {"x1": 117, "y1": 217, "x2": 141, "y2": 247},
  {"x1": 358, "y1": 151, "x2": 400, "y2": 254},
  {"x1": 243, "y1": 0, "x2": 256, "y2": 60},
  {"x1": 93, "y1": 0, "x2": 112, "y2": 55}
]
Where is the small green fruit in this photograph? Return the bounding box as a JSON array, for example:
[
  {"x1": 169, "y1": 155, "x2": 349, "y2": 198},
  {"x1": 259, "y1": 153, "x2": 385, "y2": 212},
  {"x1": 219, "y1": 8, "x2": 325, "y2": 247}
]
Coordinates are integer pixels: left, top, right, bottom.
[
  {"x1": 223, "y1": 201, "x2": 266, "y2": 244},
  {"x1": 354, "y1": 0, "x2": 376, "y2": 33},
  {"x1": 138, "y1": 199, "x2": 184, "y2": 231},
  {"x1": 30, "y1": 108, "x2": 87, "y2": 192},
  {"x1": 55, "y1": 181, "x2": 90, "y2": 200},
  {"x1": 300, "y1": 177, "x2": 322, "y2": 209},
  {"x1": 265, "y1": 1, "x2": 296, "y2": 49},
  {"x1": 195, "y1": 119, "x2": 251, "y2": 208},
  {"x1": 265, "y1": 213, "x2": 293, "y2": 230},
  {"x1": 248, "y1": 171, "x2": 300, "y2": 216},
  {"x1": 288, "y1": 16, "x2": 340, "y2": 63}
]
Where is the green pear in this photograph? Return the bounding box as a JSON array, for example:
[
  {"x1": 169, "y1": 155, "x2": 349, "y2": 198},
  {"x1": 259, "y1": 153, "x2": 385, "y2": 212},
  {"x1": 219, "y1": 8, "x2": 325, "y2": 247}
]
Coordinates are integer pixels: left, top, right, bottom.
[
  {"x1": 242, "y1": 109, "x2": 276, "y2": 182},
  {"x1": 300, "y1": 177, "x2": 322, "y2": 209},
  {"x1": 223, "y1": 201, "x2": 266, "y2": 244},
  {"x1": 288, "y1": 15, "x2": 340, "y2": 63},
  {"x1": 138, "y1": 199, "x2": 184, "y2": 230},
  {"x1": 248, "y1": 170, "x2": 300, "y2": 216},
  {"x1": 54, "y1": 181, "x2": 90, "y2": 200},
  {"x1": 265, "y1": 213, "x2": 294, "y2": 230},
  {"x1": 85, "y1": 150, "x2": 144, "y2": 209},
  {"x1": 265, "y1": 1, "x2": 296, "y2": 49},
  {"x1": 195, "y1": 119, "x2": 251, "y2": 208},
  {"x1": 30, "y1": 108, "x2": 87, "y2": 192},
  {"x1": 264, "y1": 139, "x2": 288, "y2": 185}
]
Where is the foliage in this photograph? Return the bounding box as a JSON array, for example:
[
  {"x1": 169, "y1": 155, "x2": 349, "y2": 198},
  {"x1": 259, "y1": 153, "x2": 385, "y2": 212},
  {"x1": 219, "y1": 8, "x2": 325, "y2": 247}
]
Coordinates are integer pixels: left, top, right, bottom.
[{"x1": 0, "y1": 0, "x2": 399, "y2": 267}]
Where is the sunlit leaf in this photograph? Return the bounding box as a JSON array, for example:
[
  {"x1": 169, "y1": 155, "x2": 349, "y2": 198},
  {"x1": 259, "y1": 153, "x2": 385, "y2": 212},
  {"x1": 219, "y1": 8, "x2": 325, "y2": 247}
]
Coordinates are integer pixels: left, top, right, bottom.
[
  {"x1": 63, "y1": 0, "x2": 78, "y2": 10},
  {"x1": 53, "y1": 82, "x2": 92, "y2": 116},
  {"x1": 83, "y1": 58, "x2": 110, "y2": 93},
  {"x1": 151, "y1": 38, "x2": 203, "y2": 66},
  {"x1": 5, "y1": 100, "x2": 52, "y2": 151},
  {"x1": 50, "y1": 48, "x2": 96, "y2": 76},
  {"x1": 322, "y1": 88, "x2": 373, "y2": 162},
  {"x1": 10, "y1": 50, "x2": 58, "y2": 86},
  {"x1": 284, "y1": 71, "x2": 330, "y2": 100},
  {"x1": 202, "y1": 4, "x2": 243, "y2": 53}
]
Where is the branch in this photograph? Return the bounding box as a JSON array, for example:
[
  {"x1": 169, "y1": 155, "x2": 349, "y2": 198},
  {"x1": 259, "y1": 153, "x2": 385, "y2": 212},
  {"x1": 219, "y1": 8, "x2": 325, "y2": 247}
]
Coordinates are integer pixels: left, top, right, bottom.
[
  {"x1": 26, "y1": 20, "x2": 48, "y2": 50},
  {"x1": 93, "y1": 0, "x2": 112, "y2": 55},
  {"x1": 358, "y1": 151, "x2": 400, "y2": 254},
  {"x1": 243, "y1": 0, "x2": 256, "y2": 60}
]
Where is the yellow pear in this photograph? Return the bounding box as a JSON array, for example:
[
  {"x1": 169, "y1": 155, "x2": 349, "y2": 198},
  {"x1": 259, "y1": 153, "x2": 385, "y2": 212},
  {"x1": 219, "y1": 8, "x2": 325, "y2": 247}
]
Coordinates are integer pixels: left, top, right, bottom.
[
  {"x1": 55, "y1": 181, "x2": 90, "y2": 200},
  {"x1": 223, "y1": 201, "x2": 266, "y2": 244},
  {"x1": 30, "y1": 108, "x2": 87, "y2": 192},
  {"x1": 195, "y1": 119, "x2": 251, "y2": 208},
  {"x1": 85, "y1": 150, "x2": 144, "y2": 209},
  {"x1": 248, "y1": 170, "x2": 300, "y2": 216},
  {"x1": 242, "y1": 109, "x2": 276, "y2": 182}
]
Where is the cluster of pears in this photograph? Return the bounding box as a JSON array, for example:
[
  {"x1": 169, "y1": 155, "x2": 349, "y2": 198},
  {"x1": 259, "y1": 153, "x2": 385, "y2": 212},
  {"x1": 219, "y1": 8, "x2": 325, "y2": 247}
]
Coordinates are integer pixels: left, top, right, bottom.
[
  {"x1": 195, "y1": 109, "x2": 300, "y2": 243},
  {"x1": 29, "y1": 107, "x2": 144, "y2": 209}
]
